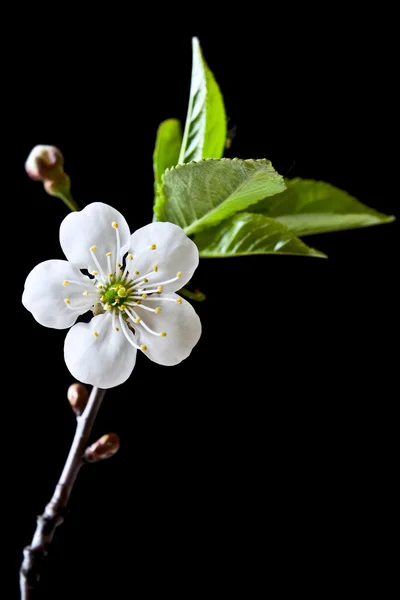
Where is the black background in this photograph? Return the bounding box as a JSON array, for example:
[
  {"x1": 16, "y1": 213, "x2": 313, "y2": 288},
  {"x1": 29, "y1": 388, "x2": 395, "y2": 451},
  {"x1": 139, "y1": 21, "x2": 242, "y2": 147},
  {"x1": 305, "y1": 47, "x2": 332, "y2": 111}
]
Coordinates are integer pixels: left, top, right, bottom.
[{"x1": 7, "y1": 12, "x2": 397, "y2": 598}]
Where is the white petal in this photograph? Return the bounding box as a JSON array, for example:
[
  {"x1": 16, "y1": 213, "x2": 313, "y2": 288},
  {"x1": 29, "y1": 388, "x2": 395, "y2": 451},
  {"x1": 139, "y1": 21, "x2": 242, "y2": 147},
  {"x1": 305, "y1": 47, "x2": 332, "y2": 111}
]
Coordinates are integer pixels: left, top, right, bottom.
[
  {"x1": 133, "y1": 294, "x2": 201, "y2": 366},
  {"x1": 64, "y1": 313, "x2": 137, "y2": 388},
  {"x1": 59, "y1": 202, "x2": 131, "y2": 273},
  {"x1": 126, "y1": 222, "x2": 199, "y2": 292},
  {"x1": 22, "y1": 260, "x2": 95, "y2": 329}
]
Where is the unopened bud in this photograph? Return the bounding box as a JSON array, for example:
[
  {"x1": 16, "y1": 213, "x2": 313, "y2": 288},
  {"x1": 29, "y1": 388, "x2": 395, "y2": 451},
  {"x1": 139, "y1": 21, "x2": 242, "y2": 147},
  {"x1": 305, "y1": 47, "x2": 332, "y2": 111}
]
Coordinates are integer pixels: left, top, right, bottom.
[
  {"x1": 67, "y1": 383, "x2": 89, "y2": 416},
  {"x1": 25, "y1": 145, "x2": 64, "y2": 182},
  {"x1": 84, "y1": 433, "x2": 120, "y2": 463},
  {"x1": 25, "y1": 145, "x2": 78, "y2": 211}
]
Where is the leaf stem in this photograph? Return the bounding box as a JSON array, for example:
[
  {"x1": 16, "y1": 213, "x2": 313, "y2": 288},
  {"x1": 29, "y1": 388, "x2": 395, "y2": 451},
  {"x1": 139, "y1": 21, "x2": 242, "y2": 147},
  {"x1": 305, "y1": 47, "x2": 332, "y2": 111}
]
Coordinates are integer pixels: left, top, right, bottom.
[{"x1": 19, "y1": 386, "x2": 106, "y2": 599}]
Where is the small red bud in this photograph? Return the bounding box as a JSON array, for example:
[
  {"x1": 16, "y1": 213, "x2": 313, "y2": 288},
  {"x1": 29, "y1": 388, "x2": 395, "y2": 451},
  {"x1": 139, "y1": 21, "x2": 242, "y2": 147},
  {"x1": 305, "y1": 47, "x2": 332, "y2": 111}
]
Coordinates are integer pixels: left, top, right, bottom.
[
  {"x1": 84, "y1": 433, "x2": 120, "y2": 463},
  {"x1": 67, "y1": 383, "x2": 89, "y2": 416}
]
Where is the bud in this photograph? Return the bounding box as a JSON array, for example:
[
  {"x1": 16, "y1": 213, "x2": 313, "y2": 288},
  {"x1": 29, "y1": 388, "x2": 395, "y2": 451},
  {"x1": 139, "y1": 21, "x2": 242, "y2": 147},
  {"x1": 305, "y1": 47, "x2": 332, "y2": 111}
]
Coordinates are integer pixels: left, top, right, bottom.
[
  {"x1": 24, "y1": 144, "x2": 78, "y2": 211},
  {"x1": 67, "y1": 383, "x2": 89, "y2": 416},
  {"x1": 84, "y1": 433, "x2": 120, "y2": 463},
  {"x1": 25, "y1": 145, "x2": 64, "y2": 182}
]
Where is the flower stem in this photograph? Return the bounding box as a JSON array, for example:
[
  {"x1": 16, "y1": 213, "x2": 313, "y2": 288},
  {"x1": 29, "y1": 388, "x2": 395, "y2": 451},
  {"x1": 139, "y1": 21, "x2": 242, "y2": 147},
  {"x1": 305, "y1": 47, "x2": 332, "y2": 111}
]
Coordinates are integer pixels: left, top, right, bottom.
[
  {"x1": 55, "y1": 189, "x2": 80, "y2": 212},
  {"x1": 19, "y1": 386, "x2": 106, "y2": 599}
]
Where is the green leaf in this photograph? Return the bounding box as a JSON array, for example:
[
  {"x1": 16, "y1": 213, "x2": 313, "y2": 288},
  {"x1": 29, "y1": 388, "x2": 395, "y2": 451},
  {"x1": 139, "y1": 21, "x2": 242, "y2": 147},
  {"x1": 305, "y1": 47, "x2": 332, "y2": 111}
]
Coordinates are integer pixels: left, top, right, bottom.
[
  {"x1": 153, "y1": 119, "x2": 182, "y2": 187},
  {"x1": 178, "y1": 37, "x2": 226, "y2": 164},
  {"x1": 194, "y1": 212, "x2": 326, "y2": 258},
  {"x1": 156, "y1": 158, "x2": 286, "y2": 235},
  {"x1": 249, "y1": 178, "x2": 395, "y2": 236}
]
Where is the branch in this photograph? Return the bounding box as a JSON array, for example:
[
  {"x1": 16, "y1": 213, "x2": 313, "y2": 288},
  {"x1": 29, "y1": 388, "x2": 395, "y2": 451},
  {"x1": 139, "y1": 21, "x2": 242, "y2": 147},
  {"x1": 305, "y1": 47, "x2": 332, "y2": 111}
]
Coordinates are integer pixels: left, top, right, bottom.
[{"x1": 19, "y1": 386, "x2": 106, "y2": 599}]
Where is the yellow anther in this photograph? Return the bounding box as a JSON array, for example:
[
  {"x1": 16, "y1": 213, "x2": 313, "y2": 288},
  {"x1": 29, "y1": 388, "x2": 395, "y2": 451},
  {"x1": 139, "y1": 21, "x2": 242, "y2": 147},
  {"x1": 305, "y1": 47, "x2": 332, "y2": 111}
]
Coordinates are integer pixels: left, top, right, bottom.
[
  {"x1": 141, "y1": 294, "x2": 147, "y2": 299},
  {"x1": 153, "y1": 264, "x2": 158, "y2": 272},
  {"x1": 64, "y1": 298, "x2": 71, "y2": 305},
  {"x1": 63, "y1": 280, "x2": 69, "y2": 287},
  {"x1": 105, "y1": 303, "x2": 111, "y2": 310},
  {"x1": 143, "y1": 278, "x2": 148, "y2": 283},
  {"x1": 135, "y1": 270, "x2": 140, "y2": 275},
  {"x1": 93, "y1": 331, "x2": 99, "y2": 338},
  {"x1": 115, "y1": 327, "x2": 119, "y2": 332},
  {"x1": 90, "y1": 245, "x2": 97, "y2": 252},
  {"x1": 117, "y1": 263, "x2": 121, "y2": 268},
  {"x1": 91, "y1": 271, "x2": 98, "y2": 276},
  {"x1": 140, "y1": 345, "x2": 147, "y2": 352},
  {"x1": 97, "y1": 284, "x2": 103, "y2": 289},
  {"x1": 176, "y1": 271, "x2": 182, "y2": 278},
  {"x1": 118, "y1": 287, "x2": 127, "y2": 298},
  {"x1": 155, "y1": 307, "x2": 161, "y2": 314},
  {"x1": 160, "y1": 331, "x2": 167, "y2": 337},
  {"x1": 176, "y1": 298, "x2": 182, "y2": 304},
  {"x1": 133, "y1": 317, "x2": 141, "y2": 324},
  {"x1": 83, "y1": 290, "x2": 89, "y2": 296},
  {"x1": 108, "y1": 273, "x2": 113, "y2": 277},
  {"x1": 112, "y1": 221, "x2": 118, "y2": 229},
  {"x1": 118, "y1": 304, "x2": 126, "y2": 311},
  {"x1": 150, "y1": 243, "x2": 156, "y2": 250},
  {"x1": 136, "y1": 300, "x2": 142, "y2": 305},
  {"x1": 101, "y1": 295, "x2": 106, "y2": 302},
  {"x1": 106, "y1": 252, "x2": 112, "y2": 257},
  {"x1": 156, "y1": 285, "x2": 163, "y2": 293},
  {"x1": 115, "y1": 298, "x2": 120, "y2": 304},
  {"x1": 128, "y1": 254, "x2": 133, "y2": 260}
]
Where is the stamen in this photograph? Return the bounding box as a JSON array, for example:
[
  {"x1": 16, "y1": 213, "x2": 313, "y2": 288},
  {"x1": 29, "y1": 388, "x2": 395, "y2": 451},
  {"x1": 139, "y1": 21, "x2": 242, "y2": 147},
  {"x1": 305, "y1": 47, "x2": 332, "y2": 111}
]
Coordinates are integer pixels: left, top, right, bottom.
[
  {"x1": 64, "y1": 298, "x2": 70, "y2": 305},
  {"x1": 90, "y1": 246, "x2": 107, "y2": 280},
  {"x1": 93, "y1": 331, "x2": 99, "y2": 337},
  {"x1": 83, "y1": 291, "x2": 89, "y2": 296},
  {"x1": 118, "y1": 312, "x2": 146, "y2": 351},
  {"x1": 122, "y1": 253, "x2": 133, "y2": 279},
  {"x1": 113, "y1": 223, "x2": 121, "y2": 274},
  {"x1": 129, "y1": 270, "x2": 156, "y2": 286},
  {"x1": 131, "y1": 296, "x2": 181, "y2": 303},
  {"x1": 153, "y1": 264, "x2": 158, "y2": 272},
  {"x1": 124, "y1": 307, "x2": 165, "y2": 337},
  {"x1": 63, "y1": 279, "x2": 91, "y2": 288},
  {"x1": 142, "y1": 274, "x2": 181, "y2": 288},
  {"x1": 136, "y1": 285, "x2": 162, "y2": 294},
  {"x1": 125, "y1": 302, "x2": 158, "y2": 313},
  {"x1": 150, "y1": 243, "x2": 156, "y2": 250},
  {"x1": 107, "y1": 253, "x2": 113, "y2": 279}
]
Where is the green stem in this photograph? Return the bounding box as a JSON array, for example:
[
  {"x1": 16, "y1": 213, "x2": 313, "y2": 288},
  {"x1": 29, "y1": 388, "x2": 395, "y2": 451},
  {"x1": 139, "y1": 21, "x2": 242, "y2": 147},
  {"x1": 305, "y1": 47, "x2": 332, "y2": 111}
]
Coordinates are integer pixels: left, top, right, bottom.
[
  {"x1": 179, "y1": 287, "x2": 206, "y2": 302},
  {"x1": 56, "y1": 189, "x2": 79, "y2": 212}
]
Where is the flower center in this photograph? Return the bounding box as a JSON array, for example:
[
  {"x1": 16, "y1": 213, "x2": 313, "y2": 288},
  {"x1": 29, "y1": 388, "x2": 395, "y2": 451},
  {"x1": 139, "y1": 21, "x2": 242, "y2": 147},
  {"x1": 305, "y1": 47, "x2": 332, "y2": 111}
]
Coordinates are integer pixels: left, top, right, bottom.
[{"x1": 103, "y1": 282, "x2": 128, "y2": 306}]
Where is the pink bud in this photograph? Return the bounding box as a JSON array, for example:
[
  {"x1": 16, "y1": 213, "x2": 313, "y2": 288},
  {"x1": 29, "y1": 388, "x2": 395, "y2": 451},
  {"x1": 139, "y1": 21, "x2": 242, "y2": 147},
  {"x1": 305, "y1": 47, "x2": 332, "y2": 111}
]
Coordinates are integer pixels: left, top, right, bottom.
[
  {"x1": 84, "y1": 433, "x2": 121, "y2": 463},
  {"x1": 25, "y1": 145, "x2": 64, "y2": 182}
]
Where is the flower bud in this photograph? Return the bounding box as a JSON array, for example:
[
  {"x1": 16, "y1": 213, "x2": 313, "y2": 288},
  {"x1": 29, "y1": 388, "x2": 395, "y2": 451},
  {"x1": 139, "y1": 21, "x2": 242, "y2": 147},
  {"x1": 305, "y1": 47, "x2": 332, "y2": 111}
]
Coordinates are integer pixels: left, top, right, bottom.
[
  {"x1": 67, "y1": 382, "x2": 89, "y2": 416},
  {"x1": 25, "y1": 145, "x2": 64, "y2": 182},
  {"x1": 84, "y1": 433, "x2": 120, "y2": 463}
]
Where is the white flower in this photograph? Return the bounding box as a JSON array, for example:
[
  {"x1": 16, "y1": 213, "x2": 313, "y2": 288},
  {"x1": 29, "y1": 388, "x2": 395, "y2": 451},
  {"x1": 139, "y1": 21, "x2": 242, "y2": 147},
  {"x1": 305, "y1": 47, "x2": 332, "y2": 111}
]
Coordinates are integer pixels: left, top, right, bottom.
[{"x1": 22, "y1": 202, "x2": 201, "y2": 388}]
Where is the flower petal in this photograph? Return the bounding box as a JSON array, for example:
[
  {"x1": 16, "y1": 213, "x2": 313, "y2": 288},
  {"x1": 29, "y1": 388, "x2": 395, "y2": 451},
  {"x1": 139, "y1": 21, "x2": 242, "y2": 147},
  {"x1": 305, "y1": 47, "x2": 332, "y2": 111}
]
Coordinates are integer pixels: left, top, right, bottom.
[
  {"x1": 60, "y1": 202, "x2": 131, "y2": 273},
  {"x1": 22, "y1": 259, "x2": 95, "y2": 329},
  {"x1": 64, "y1": 313, "x2": 137, "y2": 388},
  {"x1": 126, "y1": 222, "x2": 199, "y2": 292},
  {"x1": 133, "y1": 294, "x2": 201, "y2": 365}
]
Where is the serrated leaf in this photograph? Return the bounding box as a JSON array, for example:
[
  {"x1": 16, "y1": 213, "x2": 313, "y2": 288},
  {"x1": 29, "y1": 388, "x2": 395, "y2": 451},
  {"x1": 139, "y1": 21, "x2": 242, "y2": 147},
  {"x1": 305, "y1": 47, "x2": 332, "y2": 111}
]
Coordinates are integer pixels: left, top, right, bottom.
[
  {"x1": 155, "y1": 158, "x2": 286, "y2": 235},
  {"x1": 249, "y1": 178, "x2": 395, "y2": 236},
  {"x1": 194, "y1": 212, "x2": 326, "y2": 258},
  {"x1": 153, "y1": 119, "x2": 182, "y2": 187},
  {"x1": 178, "y1": 37, "x2": 226, "y2": 164}
]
